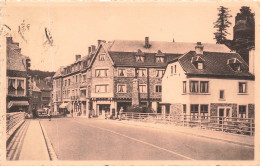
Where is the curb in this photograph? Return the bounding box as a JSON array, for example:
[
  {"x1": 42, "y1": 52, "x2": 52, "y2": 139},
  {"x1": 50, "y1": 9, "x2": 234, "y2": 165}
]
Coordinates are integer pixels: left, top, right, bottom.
[
  {"x1": 114, "y1": 120, "x2": 254, "y2": 148},
  {"x1": 39, "y1": 120, "x2": 58, "y2": 160}
]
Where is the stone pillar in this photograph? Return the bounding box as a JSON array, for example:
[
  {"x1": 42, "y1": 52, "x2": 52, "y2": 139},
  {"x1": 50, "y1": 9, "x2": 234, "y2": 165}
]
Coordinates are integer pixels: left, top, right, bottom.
[
  {"x1": 151, "y1": 102, "x2": 158, "y2": 113},
  {"x1": 132, "y1": 78, "x2": 140, "y2": 106}
]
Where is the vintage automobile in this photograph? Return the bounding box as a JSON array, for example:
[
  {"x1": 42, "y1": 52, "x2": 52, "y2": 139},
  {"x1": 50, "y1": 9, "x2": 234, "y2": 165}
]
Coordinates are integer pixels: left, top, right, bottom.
[{"x1": 36, "y1": 108, "x2": 48, "y2": 118}]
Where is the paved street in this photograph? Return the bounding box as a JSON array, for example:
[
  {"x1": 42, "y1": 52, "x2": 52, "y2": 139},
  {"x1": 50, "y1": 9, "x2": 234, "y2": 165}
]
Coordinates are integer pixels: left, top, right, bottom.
[{"x1": 40, "y1": 118, "x2": 254, "y2": 160}]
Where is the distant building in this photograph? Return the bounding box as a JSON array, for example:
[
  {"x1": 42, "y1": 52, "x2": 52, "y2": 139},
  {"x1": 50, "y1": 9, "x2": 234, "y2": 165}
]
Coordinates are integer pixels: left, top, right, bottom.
[
  {"x1": 29, "y1": 78, "x2": 52, "y2": 112},
  {"x1": 161, "y1": 42, "x2": 254, "y2": 119},
  {"x1": 6, "y1": 37, "x2": 31, "y2": 113}
]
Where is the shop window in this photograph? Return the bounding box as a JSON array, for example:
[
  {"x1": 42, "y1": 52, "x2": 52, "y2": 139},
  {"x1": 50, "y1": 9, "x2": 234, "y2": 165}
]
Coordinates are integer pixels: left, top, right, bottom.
[
  {"x1": 190, "y1": 104, "x2": 199, "y2": 119},
  {"x1": 200, "y1": 105, "x2": 208, "y2": 118}
]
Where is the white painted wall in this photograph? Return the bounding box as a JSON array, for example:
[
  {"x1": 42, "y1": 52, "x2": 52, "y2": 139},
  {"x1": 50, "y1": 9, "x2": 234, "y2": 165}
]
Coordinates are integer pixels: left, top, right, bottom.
[{"x1": 162, "y1": 61, "x2": 255, "y2": 106}]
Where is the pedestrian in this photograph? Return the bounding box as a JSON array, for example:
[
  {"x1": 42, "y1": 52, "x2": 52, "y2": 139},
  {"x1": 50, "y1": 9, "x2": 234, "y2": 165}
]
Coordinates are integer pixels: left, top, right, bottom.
[
  {"x1": 119, "y1": 107, "x2": 123, "y2": 120},
  {"x1": 48, "y1": 108, "x2": 52, "y2": 121}
]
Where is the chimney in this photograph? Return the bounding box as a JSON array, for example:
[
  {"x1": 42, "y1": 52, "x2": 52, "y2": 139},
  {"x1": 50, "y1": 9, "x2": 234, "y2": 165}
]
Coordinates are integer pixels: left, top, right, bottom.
[
  {"x1": 195, "y1": 42, "x2": 204, "y2": 55},
  {"x1": 75, "y1": 54, "x2": 81, "y2": 61},
  {"x1": 98, "y1": 40, "x2": 101, "y2": 46},
  {"x1": 91, "y1": 45, "x2": 96, "y2": 53},
  {"x1": 88, "y1": 47, "x2": 92, "y2": 55},
  {"x1": 249, "y1": 47, "x2": 255, "y2": 74},
  {"x1": 145, "y1": 37, "x2": 150, "y2": 48}
]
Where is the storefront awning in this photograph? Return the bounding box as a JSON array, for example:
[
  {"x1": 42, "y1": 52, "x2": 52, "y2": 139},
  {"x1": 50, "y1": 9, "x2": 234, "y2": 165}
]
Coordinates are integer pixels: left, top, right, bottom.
[
  {"x1": 8, "y1": 101, "x2": 29, "y2": 109},
  {"x1": 59, "y1": 102, "x2": 69, "y2": 108}
]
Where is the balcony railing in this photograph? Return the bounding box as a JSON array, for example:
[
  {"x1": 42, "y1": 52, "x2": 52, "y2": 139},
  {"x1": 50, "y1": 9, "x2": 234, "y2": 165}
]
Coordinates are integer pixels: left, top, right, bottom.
[{"x1": 6, "y1": 112, "x2": 25, "y2": 141}]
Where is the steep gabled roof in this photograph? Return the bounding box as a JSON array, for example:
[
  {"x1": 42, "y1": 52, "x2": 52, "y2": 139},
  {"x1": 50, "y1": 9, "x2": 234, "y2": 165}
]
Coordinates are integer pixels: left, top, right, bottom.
[
  {"x1": 53, "y1": 66, "x2": 64, "y2": 78},
  {"x1": 177, "y1": 51, "x2": 253, "y2": 78},
  {"x1": 36, "y1": 81, "x2": 52, "y2": 91},
  {"x1": 7, "y1": 41, "x2": 27, "y2": 72},
  {"x1": 109, "y1": 40, "x2": 231, "y2": 54}
]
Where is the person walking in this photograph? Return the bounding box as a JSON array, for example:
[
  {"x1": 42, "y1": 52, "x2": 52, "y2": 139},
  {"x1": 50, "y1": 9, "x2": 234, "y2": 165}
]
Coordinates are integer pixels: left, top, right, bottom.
[
  {"x1": 47, "y1": 108, "x2": 52, "y2": 121},
  {"x1": 119, "y1": 107, "x2": 123, "y2": 120}
]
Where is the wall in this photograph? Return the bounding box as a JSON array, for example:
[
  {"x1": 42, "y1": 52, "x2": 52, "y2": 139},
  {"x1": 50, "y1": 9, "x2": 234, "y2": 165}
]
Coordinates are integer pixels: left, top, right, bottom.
[{"x1": 91, "y1": 46, "x2": 114, "y2": 98}]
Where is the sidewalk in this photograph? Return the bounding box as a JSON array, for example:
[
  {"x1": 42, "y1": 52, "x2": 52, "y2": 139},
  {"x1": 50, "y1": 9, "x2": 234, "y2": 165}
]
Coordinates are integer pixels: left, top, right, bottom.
[
  {"x1": 19, "y1": 119, "x2": 50, "y2": 160},
  {"x1": 110, "y1": 119, "x2": 254, "y2": 147}
]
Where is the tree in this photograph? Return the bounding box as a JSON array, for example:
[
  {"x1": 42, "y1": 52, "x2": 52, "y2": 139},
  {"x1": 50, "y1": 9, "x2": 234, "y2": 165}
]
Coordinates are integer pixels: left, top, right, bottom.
[{"x1": 213, "y1": 6, "x2": 232, "y2": 44}]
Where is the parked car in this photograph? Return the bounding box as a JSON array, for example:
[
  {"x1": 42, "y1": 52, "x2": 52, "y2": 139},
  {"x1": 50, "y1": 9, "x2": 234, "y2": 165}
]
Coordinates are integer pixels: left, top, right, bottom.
[{"x1": 36, "y1": 109, "x2": 48, "y2": 118}]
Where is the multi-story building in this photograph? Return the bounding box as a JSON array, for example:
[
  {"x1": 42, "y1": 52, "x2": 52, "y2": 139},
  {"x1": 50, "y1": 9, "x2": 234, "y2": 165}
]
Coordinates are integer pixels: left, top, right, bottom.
[
  {"x1": 6, "y1": 37, "x2": 31, "y2": 113},
  {"x1": 161, "y1": 42, "x2": 255, "y2": 119},
  {"x1": 53, "y1": 37, "x2": 232, "y2": 118},
  {"x1": 53, "y1": 66, "x2": 64, "y2": 114}
]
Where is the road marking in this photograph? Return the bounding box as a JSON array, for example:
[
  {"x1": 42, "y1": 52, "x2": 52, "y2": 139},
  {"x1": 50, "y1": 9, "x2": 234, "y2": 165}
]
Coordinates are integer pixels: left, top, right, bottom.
[{"x1": 74, "y1": 120, "x2": 194, "y2": 160}]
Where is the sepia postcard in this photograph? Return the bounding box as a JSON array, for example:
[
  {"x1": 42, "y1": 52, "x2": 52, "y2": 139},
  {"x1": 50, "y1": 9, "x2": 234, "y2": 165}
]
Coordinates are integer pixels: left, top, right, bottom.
[{"x1": 0, "y1": 0, "x2": 259, "y2": 165}]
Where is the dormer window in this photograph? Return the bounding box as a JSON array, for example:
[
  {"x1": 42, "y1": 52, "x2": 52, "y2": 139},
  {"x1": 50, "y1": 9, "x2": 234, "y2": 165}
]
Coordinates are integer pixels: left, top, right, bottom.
[
  {"x1": 227, "y1": 58, "x2": 242, "y2": 71},
  {"x1": 191, "y1": 56, "x2": 205, "y2": 70},
  {"x1": 156, "y1": 50, "x2": 165, "y2": 63},
  {"x1": 135, "y1": 49, "x2": 145, "y2": 62}
]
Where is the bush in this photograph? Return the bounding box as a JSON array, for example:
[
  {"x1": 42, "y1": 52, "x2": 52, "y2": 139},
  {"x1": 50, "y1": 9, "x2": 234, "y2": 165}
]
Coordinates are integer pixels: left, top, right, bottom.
[{"x1": 126, "y1": 105, "x2": 155, "y2": 113}]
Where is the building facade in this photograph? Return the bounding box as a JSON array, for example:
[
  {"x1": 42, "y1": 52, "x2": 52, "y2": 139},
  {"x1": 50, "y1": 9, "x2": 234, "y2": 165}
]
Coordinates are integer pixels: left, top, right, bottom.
[
  {"x1": 161, "y1": 42, "x2": 255, "y2": 119},
  {"x1": 6, "y1": 37, "x2": 31, "y2": 113},
  {"x1": 53, "y1": 38, "x2": 233, "y2": 118}
]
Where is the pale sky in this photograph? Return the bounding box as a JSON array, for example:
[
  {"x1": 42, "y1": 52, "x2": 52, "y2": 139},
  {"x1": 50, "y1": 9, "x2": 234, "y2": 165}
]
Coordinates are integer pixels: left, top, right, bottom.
[{"x1": 2, "y1": 2, "x2": 256, "y2": 72}]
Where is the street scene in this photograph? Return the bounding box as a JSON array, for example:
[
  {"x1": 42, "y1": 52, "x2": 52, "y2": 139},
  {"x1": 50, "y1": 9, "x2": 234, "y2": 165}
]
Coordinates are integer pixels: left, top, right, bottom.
[{"x1": 2, "y1": 1, "x2": 256, "y2": 163}]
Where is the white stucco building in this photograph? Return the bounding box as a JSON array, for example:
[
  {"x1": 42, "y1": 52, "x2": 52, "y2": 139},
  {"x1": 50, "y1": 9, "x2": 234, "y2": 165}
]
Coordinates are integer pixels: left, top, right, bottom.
[{"x1": 161, "y1": 42, "x2": 255, "y2": 119}]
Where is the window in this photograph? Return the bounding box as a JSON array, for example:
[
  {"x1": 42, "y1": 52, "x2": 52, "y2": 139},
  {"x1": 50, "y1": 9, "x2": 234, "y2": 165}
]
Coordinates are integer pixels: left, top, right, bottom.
[
  {"x1": 118, "y1": 69, "x2": 126, "y2": 77},
  {"x1": 239, "y1": 105, "x2": 247, "y2": 118},
  {"x1": 156, "y1": 70, "x2": 165, "y2": 78},
  {"x1": 83, "y1": 75, "x2": 86, "y2": 81},
  {"x1": 155, "y1": 85, "x2": 162, "y2": 92},
  {"x1": 198, "y1": 62, "x2": 203, "y2": 69},
  {"x1": 183, "y1": 81, "x2": 187, "y2": 93},
  {"x1": 8, "y1": 78, "x2": 25, "y2": 96},
  {"x1": 72, "y1": 76, "x2": 74, "y2": 83},
  {"x1": 79, "y1": 74, "x2": 82, "y2": 83},
  {"x1": 81, "y1": 90, "x2": 86, "y2": 97},
  {"x1": 76, "y1": 75, "x2": 78, "y2": 83},
  {"x1": 68, "y1": 79, "x2": 70, "y2": 85},
  {"x1": 117, "y1": 85, "x2": 126, "y2": 93},
  {"x1": 174, "y1": 65, "x2": 177, "y2": 73},
  {"x1": 183, "y1": 104, "x2": 186, "y2": 114},
  {"x1": 136, "y1": 69, "x2": 146, "y2": 77},
  {"x1": 42, "y1": 97, "x2": 50, "y2": 101},
  {"x1": 65, "y1": 80, "x2": 67, "y2": 86},
  {"x1": 171, "y1": 66, "x2": 173, "y2": 74},
  {"x1": 239, "y1": 82, "x2": 247, "y2": 93},
  {"x1": 139, "y1": 84, "x2": 147, "y2": 93},
  {"x1": 156, "y1": 57, "x2": 164, "y2": 63},
  {"x1": 200, "y1": 81, "x2": 209, "y2": 93},
  {"x1": 136, "y1": 55, "x2": 144, "y2": 62},
  {"x1": 99, "y1": 54, "x2": 105, "y2": 61},
  {"x1": 95, "y1": 85, "x2": 108, "y2": 93},
  {"x1": 17, "y1": 80, "x2": 25, "y2": 95},
  {"x1": 96, "y1": 69, "x2": 108, "y2": 77},
  {"x1": 220, "y1": 90, "x2": 225, "y2": 99},
  {"x1": 190, "y1": 81, "x2": 199, "y2": 93},
  {"x1": 8, "y1": 79, "x2": 16, "y2": 95},
  {"x1": 190, "y1": 104, "x2": 199, "y2": 114},
  {"x1": 200, "y1": 105, "x2": 208, "y2": 116}
]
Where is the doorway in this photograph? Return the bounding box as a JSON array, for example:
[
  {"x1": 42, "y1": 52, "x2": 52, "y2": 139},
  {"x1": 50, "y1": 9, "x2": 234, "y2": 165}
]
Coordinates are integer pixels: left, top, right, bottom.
[
  {"x1": 98, "y1": 104, "x2": 110, "y2": 116},
  {"x1": 218, "y1": 107, "x2": 231, "y2": 124}
]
